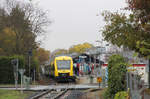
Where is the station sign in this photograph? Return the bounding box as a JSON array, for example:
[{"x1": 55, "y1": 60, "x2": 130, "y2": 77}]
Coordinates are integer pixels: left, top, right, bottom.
[{"x1": 97, "y1": 77, "x2": 102, "y2": 83}]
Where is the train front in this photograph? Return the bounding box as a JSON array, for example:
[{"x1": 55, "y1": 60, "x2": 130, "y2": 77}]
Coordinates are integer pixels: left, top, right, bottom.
[{"x1": 54, "y1": 56, "x2": 75, "y2": 82}]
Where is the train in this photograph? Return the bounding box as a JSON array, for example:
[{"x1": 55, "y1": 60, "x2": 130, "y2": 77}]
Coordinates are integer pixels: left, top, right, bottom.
[{"x1": 45, "y1": 56, "x2": 76, "y2": 82}]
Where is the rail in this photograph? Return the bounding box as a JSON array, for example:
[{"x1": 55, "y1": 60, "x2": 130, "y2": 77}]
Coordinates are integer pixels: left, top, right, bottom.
[{"x1": 30, "y1": 90, "x2": 52, "y2": 99}]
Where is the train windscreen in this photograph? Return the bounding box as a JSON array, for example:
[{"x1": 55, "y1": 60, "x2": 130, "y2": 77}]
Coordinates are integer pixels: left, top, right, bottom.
[{"x1": 56, "y1": 60, "x2": 71, "y2": 69}]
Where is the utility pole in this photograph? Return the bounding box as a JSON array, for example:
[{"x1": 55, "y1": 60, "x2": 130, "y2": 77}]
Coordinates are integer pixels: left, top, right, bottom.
[
  {"x1": 29, "y1": 56, "x2": 31, "y2": 77},
  {"x1": 28, "y1": 50, "x2": 32, "y2": 78},
  {"x1": 148, "y1": 59, "x2": 150, "y2": 89},
  {"x1": 96, "y1": 40, "x2": 103, "y2": 76}
]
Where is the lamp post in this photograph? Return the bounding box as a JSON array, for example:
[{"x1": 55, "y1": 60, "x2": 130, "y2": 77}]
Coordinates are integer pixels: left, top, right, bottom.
[
  {"x1": 95, "y1": 40, "x2": 103, "y2": 69},
  {"x1": 34, "y1": 68, "x2": 36, "y2": 85}
]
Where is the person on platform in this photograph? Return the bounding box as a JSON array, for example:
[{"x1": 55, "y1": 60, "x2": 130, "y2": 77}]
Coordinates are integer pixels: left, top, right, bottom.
[
  {"x1": 80, "y1": 63, "x2": 83, "y2": 76},
  {"x1": 88, "y1": 63, "x2": 91, "y2": 75},
  {"x1": 86, "y1": 63, "x2": 89, "y2": 75},
  {"x1": 73, "y1": 63, "x2": 77, "y2": 75},
  {"x1": 91, "y1": 63, "x2": 94, "y2": 74},
  {"x1": 83, "y1": 63, "x2": 87, "y2": 75},
  {"x1": 77, "y1": 63, "x2": 80, "y2": 76}
]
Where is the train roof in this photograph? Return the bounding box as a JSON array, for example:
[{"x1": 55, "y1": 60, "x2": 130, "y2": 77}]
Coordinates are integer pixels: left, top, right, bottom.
[{"x1": 55, "y1": 56, "x2": 72, "y2": 60}]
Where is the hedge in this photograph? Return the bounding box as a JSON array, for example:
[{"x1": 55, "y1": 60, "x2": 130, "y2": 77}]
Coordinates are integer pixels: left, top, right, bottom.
[{"x1": 0, "y1": 55, "x2": 25, "y2": 84}]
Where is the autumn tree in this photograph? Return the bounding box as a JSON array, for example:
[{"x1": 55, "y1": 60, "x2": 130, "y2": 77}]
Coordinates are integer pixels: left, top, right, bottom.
[
  {"x1": 69, "y1": 42, "x2": 93, "y2": 54},
  {"x1": 35, "y1": 48, "x2": 50, "y2": 65}
]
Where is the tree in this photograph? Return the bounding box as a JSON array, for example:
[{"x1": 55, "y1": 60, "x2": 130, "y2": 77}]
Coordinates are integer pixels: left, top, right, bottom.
[
  {"x1": 125, "y1": 0, "x2": 150, "y2": 56},
  {"x1": 69, "y1": 42, "x2": 93, "y2": 53},
  {"x1": 101, "y1": 11, "x2": 150, "y2": 53},
  {"x1": 0, "y1": 0, "x2": 50, "y2": 78},
  {"x1": 0, "y1": 0, "x2": 50, "y2": 56},
  {"x1": 0, "y1": 27, "x2": 16, "y2": 55},
  {"x1": 127, "y1": 0, "x2": 150, "y2": 24},
  {"x1": 102, "y1": 0, "x2": 150, "y2": 88},
  {"x1": 126, "y1": 0, "x2": 150, "y2": 89}
]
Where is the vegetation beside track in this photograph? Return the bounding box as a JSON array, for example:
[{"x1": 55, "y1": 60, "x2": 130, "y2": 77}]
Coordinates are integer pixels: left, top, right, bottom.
[{"x1": 0, "y1": 89, "x2": 34, "y2": 99}]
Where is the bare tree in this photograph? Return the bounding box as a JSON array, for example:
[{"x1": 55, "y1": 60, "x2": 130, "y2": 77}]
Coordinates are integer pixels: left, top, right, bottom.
[
  {"x1": 5, "y1": 0, "x2": 50, "y2": 36},
  {"x1": 0, "y1": 0, "x2": 51, "y2": 55}
]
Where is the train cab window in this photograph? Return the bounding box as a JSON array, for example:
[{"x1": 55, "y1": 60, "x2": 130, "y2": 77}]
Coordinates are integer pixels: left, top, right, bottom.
[{"x1": 56, "y1": 60, "x2": 71, "y2": 70}]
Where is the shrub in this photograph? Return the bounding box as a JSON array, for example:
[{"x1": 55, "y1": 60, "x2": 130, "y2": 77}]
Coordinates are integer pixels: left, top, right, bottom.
[
  {"x1": 104, "y1": 54, "x2": 127, "y2": 99},
  {"x1": 114, "y1": 91, "x2": 128, "y2": 99}
]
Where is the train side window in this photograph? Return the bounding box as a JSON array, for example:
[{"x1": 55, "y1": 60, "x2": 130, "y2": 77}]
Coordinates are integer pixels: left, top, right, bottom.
[{"x1": 53, "y1": 65, "x2": 55, "y2": 70}]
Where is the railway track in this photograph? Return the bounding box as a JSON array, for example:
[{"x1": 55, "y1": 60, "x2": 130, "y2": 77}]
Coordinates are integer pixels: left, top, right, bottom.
[
  {"x1": 28, "y1": 82, "x2": 94, "y2": 99},
  {"x1": 59, "y1": 89, "x2": 85, "y2": 99},
  {"x1": 30, "y1": 81, "x2": 74, "y2": 99},
  {"x1": 30, "y1": 89, "x2": 68, "y2": 99},
  {"x1": 29, "y1": 77, "x2": 81, "y2": 99},
  {"x1": 31, "y1": 89, "x2": 86, "y2": 99}
]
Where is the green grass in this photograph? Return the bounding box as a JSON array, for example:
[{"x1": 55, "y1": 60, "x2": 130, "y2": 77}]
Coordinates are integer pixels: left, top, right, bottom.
[
  {"x1": 0, "y1": 89, "x2": 33, "y2": 99},
  {"x1": 0, "y1": 84, "x2": 15, "y2": 87}
]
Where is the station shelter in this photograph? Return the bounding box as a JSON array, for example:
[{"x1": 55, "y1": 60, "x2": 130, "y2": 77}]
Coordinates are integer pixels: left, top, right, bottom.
[{"x1": 71, "y1": 53, "x2": 104, "y2": 75}]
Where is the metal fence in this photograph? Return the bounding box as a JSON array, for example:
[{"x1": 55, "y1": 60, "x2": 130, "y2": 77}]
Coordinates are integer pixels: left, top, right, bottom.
[{"x1": 127, "y1": 72, "x2": 146, "y2": 99}]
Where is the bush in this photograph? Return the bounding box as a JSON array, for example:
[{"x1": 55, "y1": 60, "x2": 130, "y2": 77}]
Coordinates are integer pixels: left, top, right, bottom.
[
  {"x1": 104, "y1": 54, "x2": 127, "y2": 99},
  {"x1": 0, "y1": 55, "x2": 25, "y2": 84},
  {"x1": 114, "y1": 91, "x2": 128, "y2": 99}
]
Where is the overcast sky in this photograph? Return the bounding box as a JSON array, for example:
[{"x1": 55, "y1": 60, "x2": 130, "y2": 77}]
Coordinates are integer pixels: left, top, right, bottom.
[{"x1": 34, "y1": 0, "x2": 127, "y2": 51}]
